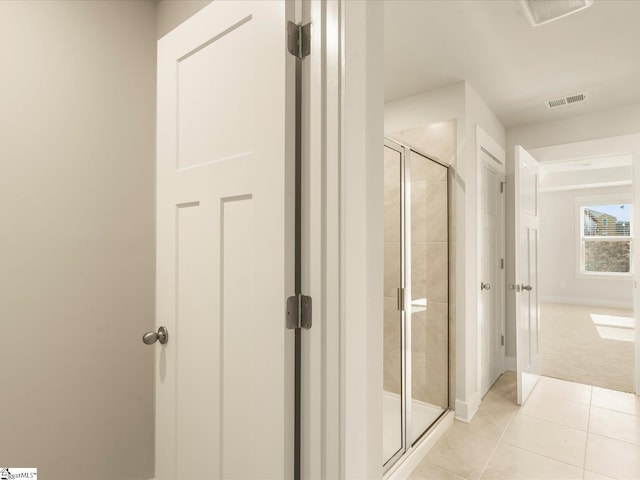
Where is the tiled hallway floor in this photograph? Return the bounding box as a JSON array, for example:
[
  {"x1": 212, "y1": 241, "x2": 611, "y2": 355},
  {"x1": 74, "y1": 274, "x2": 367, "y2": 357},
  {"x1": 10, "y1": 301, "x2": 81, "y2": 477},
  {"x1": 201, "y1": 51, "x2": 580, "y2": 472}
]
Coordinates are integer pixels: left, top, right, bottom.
[{"x1": 408, "y1": 372, "x2": 640, "y2": 480}]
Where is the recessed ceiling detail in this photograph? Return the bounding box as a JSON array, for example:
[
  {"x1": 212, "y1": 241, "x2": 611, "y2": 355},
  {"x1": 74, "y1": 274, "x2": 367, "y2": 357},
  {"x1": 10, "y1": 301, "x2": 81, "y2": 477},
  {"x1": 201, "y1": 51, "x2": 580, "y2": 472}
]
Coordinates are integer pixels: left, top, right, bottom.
[
  {"x1": 520, "y1": 0, "x2": 594, "y2": 27},
  {"x1": 545, "y1": 92, "x2": 588, "y2": 109}
]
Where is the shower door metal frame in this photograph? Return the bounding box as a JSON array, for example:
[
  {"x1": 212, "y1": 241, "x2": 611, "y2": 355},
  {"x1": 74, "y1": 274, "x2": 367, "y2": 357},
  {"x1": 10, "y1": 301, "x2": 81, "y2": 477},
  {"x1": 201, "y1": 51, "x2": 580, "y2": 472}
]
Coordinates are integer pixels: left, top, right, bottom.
[
  {"x1": 383, "y1": 137, "x2": 451, "y2": 475},
  {"x1": 383, "y1": 138, "x2": 408, "y2": 472}
]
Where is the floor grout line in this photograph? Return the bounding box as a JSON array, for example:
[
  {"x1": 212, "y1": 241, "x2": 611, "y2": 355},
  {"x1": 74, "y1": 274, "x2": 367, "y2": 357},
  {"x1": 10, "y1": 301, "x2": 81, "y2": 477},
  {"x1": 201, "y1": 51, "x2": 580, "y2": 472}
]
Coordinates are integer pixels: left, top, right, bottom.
[
  {"x1": 495, "y1": 442, "x2": 587, "y2": 473},
  {"x1": 476, "y1": 402, "x2": 519, "y2": 480},
  {"x1": 581, "y1": 385, "x2": 593, "y2": 479},
  {"x1": 516, "y1": 411, "x2": 589, "y2": 433}
]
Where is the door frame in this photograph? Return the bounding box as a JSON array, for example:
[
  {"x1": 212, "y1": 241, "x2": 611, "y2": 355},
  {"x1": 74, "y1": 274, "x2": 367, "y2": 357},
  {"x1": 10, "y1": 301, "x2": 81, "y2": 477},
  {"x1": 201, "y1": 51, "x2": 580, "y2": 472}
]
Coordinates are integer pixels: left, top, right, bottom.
[
  {"x1": 302, "y1": 1, "x2": 385, "y2": 478},
  {"x1": 476, "y1": 127, "x2": 507, "y2": 396},
  {"x1": 528, "y1": 134, "x2": 640, "y2": 396}
]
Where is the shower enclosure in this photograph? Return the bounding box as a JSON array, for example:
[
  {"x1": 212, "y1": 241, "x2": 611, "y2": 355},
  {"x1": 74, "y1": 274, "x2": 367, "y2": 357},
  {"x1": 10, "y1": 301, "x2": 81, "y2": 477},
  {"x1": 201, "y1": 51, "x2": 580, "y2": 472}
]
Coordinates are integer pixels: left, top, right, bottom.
[{"x1": 383, "y1": 138, "x2": 450, "y2": 471}]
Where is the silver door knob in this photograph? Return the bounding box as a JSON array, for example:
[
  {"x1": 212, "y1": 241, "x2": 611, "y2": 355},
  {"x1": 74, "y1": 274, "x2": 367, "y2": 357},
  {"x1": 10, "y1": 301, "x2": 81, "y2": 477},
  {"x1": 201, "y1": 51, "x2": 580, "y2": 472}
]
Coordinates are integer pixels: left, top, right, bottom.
[
  {"x1": 521, "y1": 284, "x2": 533, "y2": 292},
  {"x1": 143, "y1": 326, "x2": 168, "y2": 345},
  {"x1": 481, "y1": 282, "x2": 491, "y2": 291}
]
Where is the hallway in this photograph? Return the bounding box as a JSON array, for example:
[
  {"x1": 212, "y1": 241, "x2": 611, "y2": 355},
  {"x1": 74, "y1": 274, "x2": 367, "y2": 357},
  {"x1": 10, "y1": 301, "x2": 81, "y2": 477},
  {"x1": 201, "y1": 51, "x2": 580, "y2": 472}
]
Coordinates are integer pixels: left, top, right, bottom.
[{"x1": 408, "y1": 372, "x2": 640, "y2": 479}]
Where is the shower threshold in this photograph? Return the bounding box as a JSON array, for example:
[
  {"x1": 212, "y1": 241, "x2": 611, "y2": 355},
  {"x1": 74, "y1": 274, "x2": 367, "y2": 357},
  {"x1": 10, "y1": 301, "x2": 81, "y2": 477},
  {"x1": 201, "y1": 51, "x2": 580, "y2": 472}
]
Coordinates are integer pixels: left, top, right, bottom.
[{"x1": 382, "y1": 390, "x2": 446, "y2": 462}]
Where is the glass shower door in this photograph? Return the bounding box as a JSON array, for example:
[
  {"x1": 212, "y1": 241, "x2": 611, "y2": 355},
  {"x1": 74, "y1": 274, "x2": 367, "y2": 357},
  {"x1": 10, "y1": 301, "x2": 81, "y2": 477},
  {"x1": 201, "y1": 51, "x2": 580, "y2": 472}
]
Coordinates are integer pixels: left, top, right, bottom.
[
  {"x1": 408, "y1": 149, "x2": 449, "y2": 445},
  {"x1": 382, "y1": 139, "x2": 450, "y2": 470},
  {"x1": 383, "y1": 142, "x2": 404, "y2": 467}
]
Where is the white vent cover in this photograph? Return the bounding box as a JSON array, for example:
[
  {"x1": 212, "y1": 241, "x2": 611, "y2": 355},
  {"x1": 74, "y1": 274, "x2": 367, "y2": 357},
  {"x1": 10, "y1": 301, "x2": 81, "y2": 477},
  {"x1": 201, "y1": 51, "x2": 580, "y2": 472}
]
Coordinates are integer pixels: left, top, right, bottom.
[
  {"x1": 545, "y1": 92, "x2": 588, "y2": 109},
  {"x1": 519, "y1": 0, "x2": 594, "y2": 27}
]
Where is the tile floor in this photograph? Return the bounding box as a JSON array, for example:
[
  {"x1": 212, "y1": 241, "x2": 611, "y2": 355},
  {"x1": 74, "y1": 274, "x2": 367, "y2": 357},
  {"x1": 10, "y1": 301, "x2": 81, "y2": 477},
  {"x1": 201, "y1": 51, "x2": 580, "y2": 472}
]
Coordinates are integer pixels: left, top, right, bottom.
[{"x1": 408, "y1": 372, "x2": 640, "y2": 480}]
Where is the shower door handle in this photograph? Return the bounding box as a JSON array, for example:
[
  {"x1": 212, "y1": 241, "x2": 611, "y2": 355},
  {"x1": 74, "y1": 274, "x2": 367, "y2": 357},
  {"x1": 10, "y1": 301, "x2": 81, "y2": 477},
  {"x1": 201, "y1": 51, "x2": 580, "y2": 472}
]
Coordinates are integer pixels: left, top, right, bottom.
[
  {"x1": 397, "y1": 287, "x2": 405, "y2": 311},
  {"x1": 142, "y1": 326, "x2": 169, "y2": 345}
]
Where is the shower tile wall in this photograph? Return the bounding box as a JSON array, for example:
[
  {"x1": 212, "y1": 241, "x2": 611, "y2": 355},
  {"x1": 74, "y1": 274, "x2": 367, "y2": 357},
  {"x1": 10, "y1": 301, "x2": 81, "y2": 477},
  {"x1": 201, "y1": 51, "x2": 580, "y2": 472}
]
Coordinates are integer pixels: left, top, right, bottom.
[
  {"x1": 384, "y1": 146, "x2": 402, "y2": 395},
  {"x1": 385, "y1": 120, "x2": 457, "y2": 408},
  {"x1": 410, "y1": 152, "x2": 448, "y2": 407}
]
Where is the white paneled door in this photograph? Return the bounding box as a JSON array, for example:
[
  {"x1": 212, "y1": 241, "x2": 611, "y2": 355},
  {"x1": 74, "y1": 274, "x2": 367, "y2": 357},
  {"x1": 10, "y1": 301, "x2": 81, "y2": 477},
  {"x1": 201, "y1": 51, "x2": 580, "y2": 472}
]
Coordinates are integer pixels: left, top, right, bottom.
[
  {"x1": 479, "y1": 160, "x2": 505, "y2": 397},
  {"x1": 514, "y1": 146, "x2": 541, "y2": 405},
  {"x1": 155, "y1": 2, "x2": 294, "y2": 479}
]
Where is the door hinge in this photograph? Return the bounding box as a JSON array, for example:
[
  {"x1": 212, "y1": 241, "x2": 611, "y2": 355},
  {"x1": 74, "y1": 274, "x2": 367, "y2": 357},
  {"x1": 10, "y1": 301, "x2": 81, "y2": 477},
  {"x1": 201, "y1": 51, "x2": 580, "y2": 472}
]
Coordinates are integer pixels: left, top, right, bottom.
[
  {"x1": 500, "y1": 181, "x2": 506, "y2": 193},
  {"x1": 287, "y1": 21, "x2": 311, "y2": 59},
  {"x1": 286, "y1": 294, "x2": 312, "y2": 329},
  {"x1": 501, "y1": 335, "x2": 505, "y2": 346},
  {"x1": 500, "y1": 258, "x2": 505, "y2": 269}
]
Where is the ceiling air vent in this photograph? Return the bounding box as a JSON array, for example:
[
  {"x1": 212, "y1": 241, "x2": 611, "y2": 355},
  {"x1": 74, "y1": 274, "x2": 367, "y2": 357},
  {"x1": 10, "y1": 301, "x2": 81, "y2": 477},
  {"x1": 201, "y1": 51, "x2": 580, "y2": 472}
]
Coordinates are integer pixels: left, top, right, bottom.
[
  {"x1": 545, "y1": 93, "x2": 588, "y2": 109},
  {"x1": 519, "y1": 0, "x2": 594, "y2": 27}
]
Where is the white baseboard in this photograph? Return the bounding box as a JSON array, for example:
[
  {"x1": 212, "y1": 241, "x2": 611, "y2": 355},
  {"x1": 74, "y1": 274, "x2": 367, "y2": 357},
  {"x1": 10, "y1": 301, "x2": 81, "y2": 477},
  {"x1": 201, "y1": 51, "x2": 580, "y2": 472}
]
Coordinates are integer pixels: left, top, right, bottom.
[
  {"x1": 505, "y1": 356, "x2": 516, "y2": 371},
  {"x1": 540, "y1": 295, "x2": 632, "y2": 310},
  {"x1": 454, "y1": 395, "x2": 480, "y2": 423},
  {"x1": 385, "y1": 410, "x2": 454, "y2": 480}
]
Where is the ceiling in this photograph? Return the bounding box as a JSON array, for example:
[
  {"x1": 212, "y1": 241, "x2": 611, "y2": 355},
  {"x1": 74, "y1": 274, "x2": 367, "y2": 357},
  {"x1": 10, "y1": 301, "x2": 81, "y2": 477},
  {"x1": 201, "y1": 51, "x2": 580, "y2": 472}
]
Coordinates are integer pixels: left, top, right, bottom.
[{"x1": 384, "y1": 0, "x2": 640, "y2": 128}]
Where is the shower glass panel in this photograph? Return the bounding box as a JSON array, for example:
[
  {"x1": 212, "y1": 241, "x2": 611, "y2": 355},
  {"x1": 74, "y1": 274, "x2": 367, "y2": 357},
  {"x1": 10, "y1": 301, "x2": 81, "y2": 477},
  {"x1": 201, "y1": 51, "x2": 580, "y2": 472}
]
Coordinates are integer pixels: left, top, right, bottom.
[
  {"x1": 383, "y1": 138, "x2": 450, "y2": 471},
  {"x1": 383, "y1": 144, "x2": 404, "y2": 466},
  {"x1": 409, "y1": 149, "x2": 448, "y2": 445}
]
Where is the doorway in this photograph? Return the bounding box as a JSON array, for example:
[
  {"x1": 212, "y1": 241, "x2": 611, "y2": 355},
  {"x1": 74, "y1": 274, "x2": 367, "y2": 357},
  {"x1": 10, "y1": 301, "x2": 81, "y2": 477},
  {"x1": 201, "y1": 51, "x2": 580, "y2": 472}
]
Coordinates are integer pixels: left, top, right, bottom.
[
  {"x1": 383, "y1": 138, "x2": 451, "y2": 472},
  {"x1": 536, "y1": 155, "x2": 635, "y2": 393}
]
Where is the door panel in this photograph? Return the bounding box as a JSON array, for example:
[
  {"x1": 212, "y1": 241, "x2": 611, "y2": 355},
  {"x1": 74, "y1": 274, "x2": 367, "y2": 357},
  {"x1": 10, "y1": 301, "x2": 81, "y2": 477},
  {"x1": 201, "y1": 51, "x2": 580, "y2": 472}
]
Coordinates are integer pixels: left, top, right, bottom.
[
  {"x1": 515, "y1": 146, "x2": 541, "y2": 405},
  {"x1": 383, "y1": 143, "x2": 403, "y2": 466},
  {"x1": 408, "y1": 149, "x2": 448, "y2": 445},
  {"x1": 156, "y1": 2, "x2": 294, "y2": 478},
  {"x1": 479, "y1": 162, "x2": 505, "y2": 397}
]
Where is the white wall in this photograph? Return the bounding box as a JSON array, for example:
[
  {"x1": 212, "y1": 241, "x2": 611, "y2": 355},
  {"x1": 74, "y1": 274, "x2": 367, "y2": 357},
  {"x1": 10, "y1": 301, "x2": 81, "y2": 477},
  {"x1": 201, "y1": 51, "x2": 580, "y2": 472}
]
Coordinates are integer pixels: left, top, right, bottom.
[
  {"x1": 384, "y1": 82, "x2": 506, "y2": 421},
  {"x1": 343, "y1": 2, "x2": 385, "y2": 477},
  {"x1": 463, "y1": 84, "x2": 507, "y2": 408},
  {"x1": 507, "y1": 103, "x2": 640, "y2": 152},
  {"x1": 539, "y1": 186, "x2": 633, "y2": 309},
  {"x1": 0, "y1": 2, "x2": 156, "y2": 478}
]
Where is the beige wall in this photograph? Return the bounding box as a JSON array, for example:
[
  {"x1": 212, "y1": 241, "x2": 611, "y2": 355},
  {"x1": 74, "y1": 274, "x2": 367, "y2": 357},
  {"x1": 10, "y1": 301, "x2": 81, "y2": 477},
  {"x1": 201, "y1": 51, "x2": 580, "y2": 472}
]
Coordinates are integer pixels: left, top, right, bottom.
[
  {"x1": 156, "y1": 0, "x2": 212, "y2": 39},
  {"x1": 0, "y1": 1, "x2": 156, "y2": 478}
]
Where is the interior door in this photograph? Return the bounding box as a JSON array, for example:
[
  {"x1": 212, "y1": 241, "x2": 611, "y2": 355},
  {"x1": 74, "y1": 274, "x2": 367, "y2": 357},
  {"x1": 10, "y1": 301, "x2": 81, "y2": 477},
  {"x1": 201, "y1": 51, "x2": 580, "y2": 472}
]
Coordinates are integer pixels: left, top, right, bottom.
[
  {"x1": 479, "y1": 162, "x2": 504, "y2": 397},
  {"x1": 514, "y1": 146, "x2": 541, "y2": 405},
  {"x1": 155, "y1": 2, "x2": 294, "y2": 478}
]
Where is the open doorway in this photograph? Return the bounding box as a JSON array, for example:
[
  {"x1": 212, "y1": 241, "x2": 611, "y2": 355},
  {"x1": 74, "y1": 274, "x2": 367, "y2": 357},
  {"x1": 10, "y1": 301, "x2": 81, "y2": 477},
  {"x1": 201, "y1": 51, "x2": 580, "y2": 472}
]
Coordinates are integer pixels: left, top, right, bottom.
[{"x1": 537, "y1": 154, "x2": 634, "y2": 392}]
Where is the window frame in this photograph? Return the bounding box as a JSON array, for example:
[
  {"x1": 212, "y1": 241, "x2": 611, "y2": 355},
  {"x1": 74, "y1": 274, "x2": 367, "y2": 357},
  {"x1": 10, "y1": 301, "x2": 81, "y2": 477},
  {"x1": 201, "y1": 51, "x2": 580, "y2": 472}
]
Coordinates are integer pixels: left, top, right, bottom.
[{"x1": 575, "y1": 194, "x2": 633, "y2": 279}]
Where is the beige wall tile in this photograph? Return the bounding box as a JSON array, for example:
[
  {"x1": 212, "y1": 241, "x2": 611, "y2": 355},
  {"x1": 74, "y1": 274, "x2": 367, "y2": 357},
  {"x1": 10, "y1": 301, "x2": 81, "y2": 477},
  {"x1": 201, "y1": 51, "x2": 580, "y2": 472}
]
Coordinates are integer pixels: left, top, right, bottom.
[
  {"x1": 412, "y1": 242, "x2": 428, "y2": 299},
  {"x1": 385, "y1": 241, "x2": 401, "y2": 298},
  {"x1": 384, "y1": 297, "x2": 402, "y2": 394},
  {"x1": 426, "y1": 242, "x2": 449, "y2": 303},
  {"x1": 425, "y1": 301, "x2": 449, "y2": 365}
]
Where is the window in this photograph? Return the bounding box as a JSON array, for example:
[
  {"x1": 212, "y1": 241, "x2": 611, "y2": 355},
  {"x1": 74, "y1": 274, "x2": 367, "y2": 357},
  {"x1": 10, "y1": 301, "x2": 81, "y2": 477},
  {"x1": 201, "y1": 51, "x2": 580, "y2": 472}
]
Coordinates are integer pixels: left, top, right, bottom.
[{"x1": 580, "y1": 202, "x2": 632, "y2": 275}]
